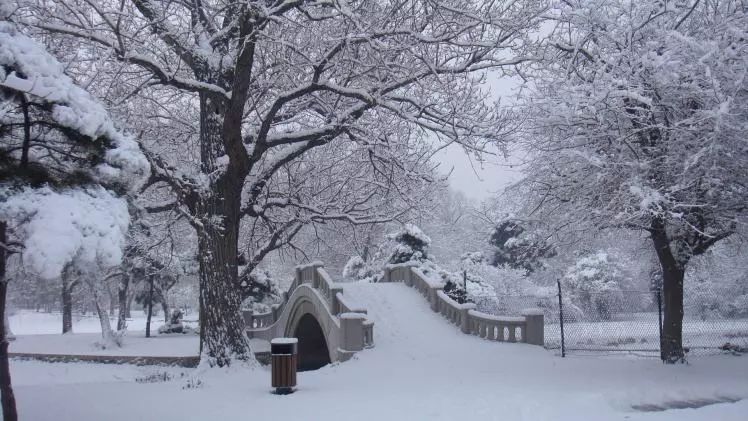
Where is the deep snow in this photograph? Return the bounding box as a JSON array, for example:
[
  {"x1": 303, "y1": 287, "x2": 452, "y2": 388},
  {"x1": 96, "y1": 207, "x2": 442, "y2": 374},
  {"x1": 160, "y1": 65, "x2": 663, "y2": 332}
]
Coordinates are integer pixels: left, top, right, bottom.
[{"x1": 6, "y1": 283, "x2": 748, "y2": 420}]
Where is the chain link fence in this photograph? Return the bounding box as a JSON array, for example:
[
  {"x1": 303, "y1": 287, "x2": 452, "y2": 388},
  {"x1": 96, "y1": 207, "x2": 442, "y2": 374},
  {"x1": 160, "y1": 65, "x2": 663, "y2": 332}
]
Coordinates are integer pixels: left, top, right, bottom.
[{"x1": 470, "y1": 282, "x2": 748, "y2": 358}]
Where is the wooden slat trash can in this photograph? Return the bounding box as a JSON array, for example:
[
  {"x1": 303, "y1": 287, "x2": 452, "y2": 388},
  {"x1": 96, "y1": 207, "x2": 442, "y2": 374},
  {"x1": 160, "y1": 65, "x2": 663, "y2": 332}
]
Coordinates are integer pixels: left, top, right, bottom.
[{"x1": 271, "y1": 338, "x2": 298, "y2": 394}]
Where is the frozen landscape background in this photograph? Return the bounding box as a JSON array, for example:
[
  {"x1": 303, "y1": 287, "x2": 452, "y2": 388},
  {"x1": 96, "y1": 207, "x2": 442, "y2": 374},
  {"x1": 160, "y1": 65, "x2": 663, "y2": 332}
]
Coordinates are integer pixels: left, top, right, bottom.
[{"x1": 2, "y1": 0, "x2": 747, "y2": 420}]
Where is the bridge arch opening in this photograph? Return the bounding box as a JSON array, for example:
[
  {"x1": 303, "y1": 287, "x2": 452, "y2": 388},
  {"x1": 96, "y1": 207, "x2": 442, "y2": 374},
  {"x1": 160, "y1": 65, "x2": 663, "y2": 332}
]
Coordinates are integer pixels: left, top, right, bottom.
[{"x1": 294, "y1": 313, "x2": 331, "y2": 371}]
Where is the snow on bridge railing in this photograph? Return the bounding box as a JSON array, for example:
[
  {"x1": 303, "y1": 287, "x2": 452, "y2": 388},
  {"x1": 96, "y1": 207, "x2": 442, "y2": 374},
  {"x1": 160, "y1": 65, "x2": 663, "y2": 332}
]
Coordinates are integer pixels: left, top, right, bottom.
[
  {"x1": 315, "y1": 267, "x2": 343, "y2": 311},
  {"x1": 362, "y1": 320, "x2": 374, "y2": 348},
  {"x1": 382, "y1": 263, "x2": 544, "y2": 346},
  {"x1": 335, "y1": 291, "x2": 367, "y2": 315}
]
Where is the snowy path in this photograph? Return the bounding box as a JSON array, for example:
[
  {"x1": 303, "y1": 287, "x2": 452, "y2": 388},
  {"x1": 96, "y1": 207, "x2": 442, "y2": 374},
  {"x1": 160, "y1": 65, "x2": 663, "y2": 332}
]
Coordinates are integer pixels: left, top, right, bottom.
[{"x1": 7, "y1": 282, "x2": 748, "y2": 420}]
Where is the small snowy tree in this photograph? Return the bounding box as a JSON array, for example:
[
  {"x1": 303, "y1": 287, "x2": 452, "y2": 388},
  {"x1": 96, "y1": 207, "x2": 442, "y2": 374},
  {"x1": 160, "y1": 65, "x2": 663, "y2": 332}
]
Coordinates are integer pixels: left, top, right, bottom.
[
  {"x1": 387, "y1": 224, "x2": 432, "y2": 265},
  {"x1": 489, "y1": 219, "x2": 556, "y2": 273},
  {"x1": 342, "y1": 255, "x2": 378, "y2": 283}
]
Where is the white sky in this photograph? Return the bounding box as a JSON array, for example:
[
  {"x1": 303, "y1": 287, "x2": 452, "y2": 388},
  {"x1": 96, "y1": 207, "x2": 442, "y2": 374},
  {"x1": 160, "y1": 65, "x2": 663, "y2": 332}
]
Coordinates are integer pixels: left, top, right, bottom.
[
  {"x1": 434, "y1": 72, "x2": 524, "y2": 201},
  {"x1": 435, "y1": 144, "x2": 522, "y2": 201}
]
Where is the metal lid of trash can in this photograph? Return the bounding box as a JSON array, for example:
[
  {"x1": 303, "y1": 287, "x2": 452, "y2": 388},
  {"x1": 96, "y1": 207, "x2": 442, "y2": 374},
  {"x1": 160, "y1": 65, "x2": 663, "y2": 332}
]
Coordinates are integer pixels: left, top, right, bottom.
[{"x1": 271, "y1": 337, "x2": 298, "y2": 355}]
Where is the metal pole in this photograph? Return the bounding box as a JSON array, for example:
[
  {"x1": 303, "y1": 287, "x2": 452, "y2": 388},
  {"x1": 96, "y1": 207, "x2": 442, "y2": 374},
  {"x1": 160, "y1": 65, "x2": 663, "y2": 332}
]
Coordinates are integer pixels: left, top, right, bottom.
[
  {"x1": 557, "y1": 279, "x2": 565, "y2": 358},
  {"x1": 657, "y1": 289, "x2": 663, "y2": 362}
]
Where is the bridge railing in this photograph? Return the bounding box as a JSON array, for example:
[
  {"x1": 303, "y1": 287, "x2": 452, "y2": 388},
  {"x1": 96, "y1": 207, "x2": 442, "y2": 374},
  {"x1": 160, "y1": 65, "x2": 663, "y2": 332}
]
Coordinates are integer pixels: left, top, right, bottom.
[
  {"x1": 335, "y1": 291, "x2": 367, "y2": 315},
  {"x1": 382, "y1": 263, "x2": 544, "y2": 346},
  {"x1": 316, "y1": 267, "x2": 344, "y2": 312}
]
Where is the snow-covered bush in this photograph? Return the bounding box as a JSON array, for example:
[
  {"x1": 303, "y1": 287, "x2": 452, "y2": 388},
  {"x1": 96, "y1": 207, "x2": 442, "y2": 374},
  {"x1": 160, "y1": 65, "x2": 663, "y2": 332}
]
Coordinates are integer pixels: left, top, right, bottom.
[
  {"x1": 459, "y1": 251, "x2": 552, "y2": 314},
  {"x1": 562, "y1": 252, "x2": 631, "y2": 320},
  {"x1": 680, "y1": 239, "x2": 748, "y2": 320},
  {"x1": 239, "y1": 269, "x2": 281, "y2": 313},
  {"x1": 387, "y1": 223, "x2": 431, "y2": 264},
  {"x1": 383, "y1": 224, "x2": 466, "y2": 301},
  {"x1": 342, "y1": 255, "x2": 378, "y2": 282},
  {"x1": 0, "y1": 187, "x2": 130, "y2": 279},
  {"x1": 158, "y1": 309, "x2": 195, "y2": 335},
  {"x1": 685, "y1": 270, "x2": 748, "y2": 320}
]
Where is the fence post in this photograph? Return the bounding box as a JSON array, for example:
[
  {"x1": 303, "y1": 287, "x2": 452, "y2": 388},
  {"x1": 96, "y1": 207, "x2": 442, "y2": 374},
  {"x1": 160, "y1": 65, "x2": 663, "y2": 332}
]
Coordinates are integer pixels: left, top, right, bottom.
[
  {"x1": 557, "y1": 279, "x2": 565, "y2": 358},
  {"x1": 657, "y1": 289, "x2": 664, "y2": 362}
]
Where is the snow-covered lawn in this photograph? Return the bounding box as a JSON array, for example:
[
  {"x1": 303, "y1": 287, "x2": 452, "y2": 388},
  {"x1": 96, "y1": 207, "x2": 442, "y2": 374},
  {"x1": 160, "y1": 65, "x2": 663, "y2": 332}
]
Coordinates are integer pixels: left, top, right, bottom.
[
  {"x1": 544, "y1": 316, "x2": 748, "y2": 353},
  {"x1": 6, "y1": 310, "x2": 199, "y2": 359},
  {"x1": 10, "y1": 333, "x2": 198, "y2": 357},
  {"x1": 8, "y1": 310, "x2": 197, "y2": 335},
  {"x1": 6, "y1": 283, "x2": 748, "y2": 420}
]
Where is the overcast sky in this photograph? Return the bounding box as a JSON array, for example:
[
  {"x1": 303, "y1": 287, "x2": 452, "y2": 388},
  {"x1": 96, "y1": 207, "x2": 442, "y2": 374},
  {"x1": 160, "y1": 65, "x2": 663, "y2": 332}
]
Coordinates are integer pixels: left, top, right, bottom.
[
  {"x1": 435, "y1": 144, "x2": 522, "y2": 201},
  {"x1": 434, "y1": 72, "x2": 524, "y2": 201}
]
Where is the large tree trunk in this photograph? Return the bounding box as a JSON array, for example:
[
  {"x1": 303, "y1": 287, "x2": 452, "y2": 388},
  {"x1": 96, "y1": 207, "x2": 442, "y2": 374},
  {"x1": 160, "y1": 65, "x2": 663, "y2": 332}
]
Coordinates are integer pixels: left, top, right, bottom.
[
  {"x1": 1, "y1": 222, "x2": 19, "y2": 421},
  {"x1": 61, "y1": 265, "x2": 76, "y2": 334},
  {"x1": 651, "y1": 219, "x2": 685, "y2": 362},
  {"x1": 197, "y1": 225, "x2": 249, "y2": 366},
  {"x1": 117, "y1": 275, "x2": 129, "y2": 331},
  {"x1": 195, "y1": 92, "x2": 251, "y2": 366}
]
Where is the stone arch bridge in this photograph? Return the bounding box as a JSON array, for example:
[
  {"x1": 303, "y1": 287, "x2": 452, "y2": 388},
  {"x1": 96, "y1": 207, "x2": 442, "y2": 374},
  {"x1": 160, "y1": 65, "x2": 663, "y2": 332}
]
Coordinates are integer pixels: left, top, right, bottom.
[
  {"x1": 244, "y1": 262, "x2": 374, "y2": 371},
  {"x1": 244, "y1": 262, "x2": 544, "y2": 371}
]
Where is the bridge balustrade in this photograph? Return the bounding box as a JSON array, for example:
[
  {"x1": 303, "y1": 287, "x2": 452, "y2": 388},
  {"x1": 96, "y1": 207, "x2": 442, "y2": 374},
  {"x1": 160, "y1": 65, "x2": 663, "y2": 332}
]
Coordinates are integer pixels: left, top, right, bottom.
[{"x1": 383, "y1": 263, "x2": 545, "y2": 346}]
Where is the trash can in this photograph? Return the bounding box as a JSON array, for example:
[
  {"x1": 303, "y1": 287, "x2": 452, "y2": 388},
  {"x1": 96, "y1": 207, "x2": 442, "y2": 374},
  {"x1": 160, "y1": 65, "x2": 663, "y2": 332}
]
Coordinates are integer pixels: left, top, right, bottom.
[{"x1": 271, "y1": 338, "x2": 298, "y2": 394}]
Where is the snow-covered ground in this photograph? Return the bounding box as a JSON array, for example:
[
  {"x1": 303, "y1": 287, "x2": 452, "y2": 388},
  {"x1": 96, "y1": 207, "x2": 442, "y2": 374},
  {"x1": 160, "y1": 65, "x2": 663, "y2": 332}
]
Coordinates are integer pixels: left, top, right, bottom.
[
  {"x1": 6, "y1": 283, "x2": 748, "y2": 420},
  {"x1": 10, "y1": 333, "x2": 198, "y2": 357},
  {"x1": 7, "y1": 310, "x2": 199, "y2": 358},
  {"x1": 546, "y1": 317, "x2": 748, "y2": 353},
  {"x1": 8, "y1": 310, "x2": 197, "y2": 335}
]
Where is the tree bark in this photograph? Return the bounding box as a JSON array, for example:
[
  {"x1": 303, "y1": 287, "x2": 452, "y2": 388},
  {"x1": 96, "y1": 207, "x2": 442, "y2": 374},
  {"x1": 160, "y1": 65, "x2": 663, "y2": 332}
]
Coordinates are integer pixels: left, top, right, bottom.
[
  {"x1": 107, "y1": 285, "x2": 117, "y2": 317},
  {"x1": 2, "y1": 312, "x2": 11, "y2": 342},
  {"x1": 651, "y1": 219, "x2": 685, "y2": 362},
  {"x1": 1, "y1": 222, "x2": 19, "y2": 421},
  {"x1": 85, "y1": 276, "x2": 117, "y2": 348},
  {"x1": 117, "y1": 275, "x2": 129, "y2": 331},
  {"x1": 61, "y1": 265, "x2": 76, "y2": 334},
  {"x1": 146, "y1": 276, "x2": 154, "y2": 338},
  {"x1": 161, "y1": 300, "x2": 169, "y2": 324},
  {"x1": 194, "y1": 92, "x2": 251, "y2": 366},
  {"x1": 61, "y1": 281, "x2": 73, "y2": 334},
  {"x1": 125, "y1": 280, "x2": 139, "y2": 319}
]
